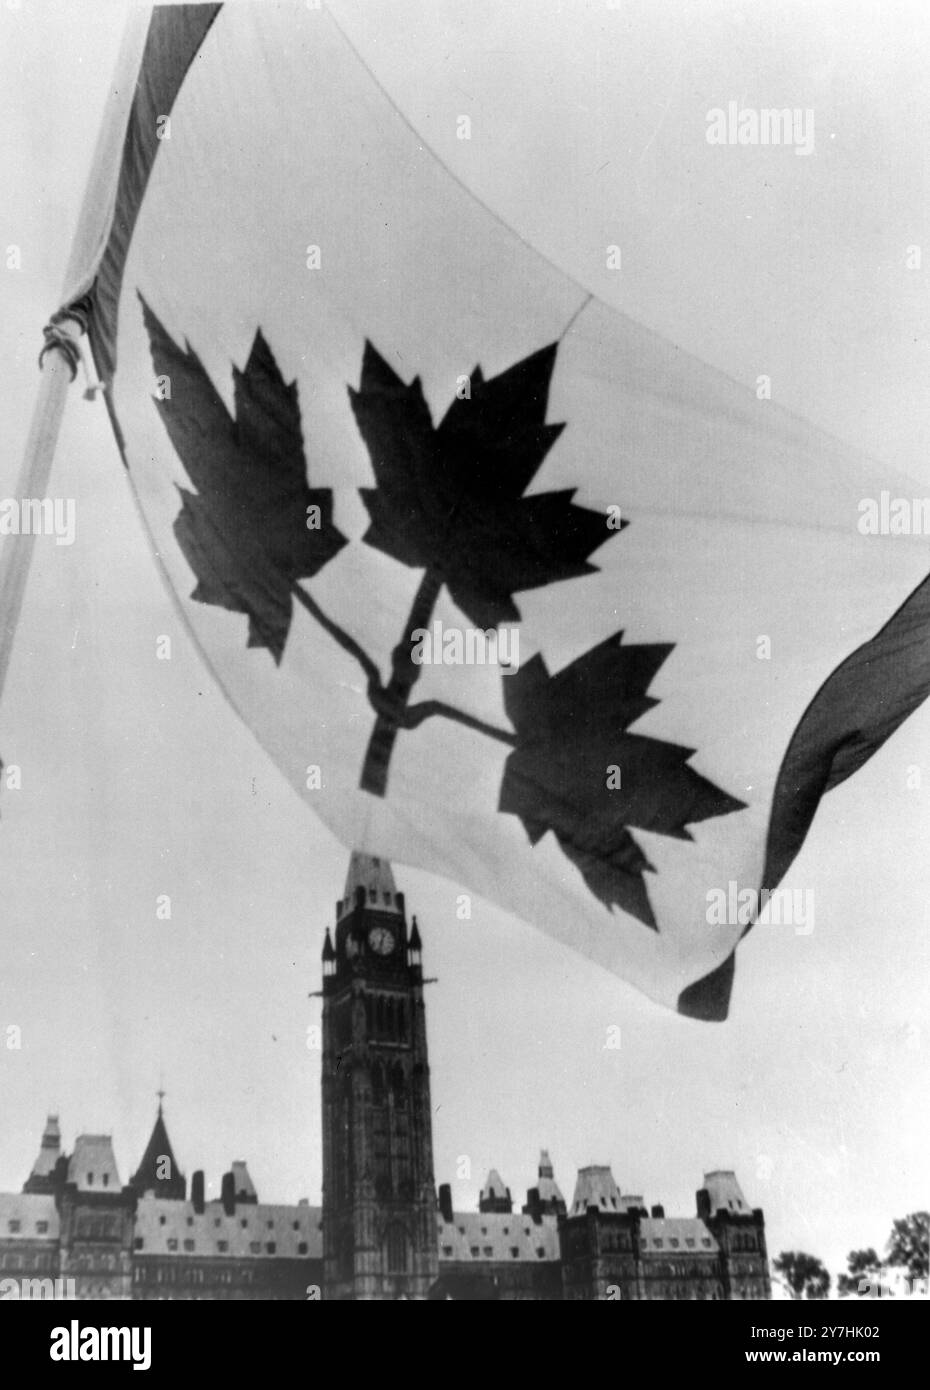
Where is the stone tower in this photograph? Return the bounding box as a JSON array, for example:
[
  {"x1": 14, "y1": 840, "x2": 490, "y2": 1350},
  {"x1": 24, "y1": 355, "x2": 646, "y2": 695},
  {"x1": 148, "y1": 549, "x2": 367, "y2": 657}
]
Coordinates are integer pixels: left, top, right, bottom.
[{"x1": 321, "y1": 852, "x2": 438, "y2": 1300}]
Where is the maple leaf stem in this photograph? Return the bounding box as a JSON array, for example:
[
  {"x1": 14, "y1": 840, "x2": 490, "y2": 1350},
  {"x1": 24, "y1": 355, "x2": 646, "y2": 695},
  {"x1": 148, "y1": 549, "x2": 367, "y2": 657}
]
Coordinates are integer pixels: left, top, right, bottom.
[
  {"x1": 290, "y1": 583, "x2": 383, "y2": 690},
  {"x1": 291, "y1": 571, "x2": 516, "y2": 795},
  {"x1": 359, "y1": 566, "x2": 445, "y2": 796},
  {"x1": 405, "y1": 699, "x2": 516, "y2": 747}
]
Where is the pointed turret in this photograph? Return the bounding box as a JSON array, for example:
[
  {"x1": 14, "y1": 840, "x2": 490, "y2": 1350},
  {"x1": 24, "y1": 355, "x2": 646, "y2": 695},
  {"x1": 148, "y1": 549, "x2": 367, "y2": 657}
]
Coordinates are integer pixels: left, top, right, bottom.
[
  {"x1": 130, "y1": 1097, "x2": 186, "y2": 1200},
  {"x1": 531, "y1": 1149, "x2": 566, "y2": 1216},
  {"x1": 479, "y1": 1169, "x2": 513, "y2": 1214},
  {"x1": 322, "y1": 927, "x2": 336, "y2": 976},
  {"x1": 23, "y1": 1114, "x2": 65, "y2": 1194},
  {"x1": 408, "y1": 915, "x2": 423, "y2": 967}
]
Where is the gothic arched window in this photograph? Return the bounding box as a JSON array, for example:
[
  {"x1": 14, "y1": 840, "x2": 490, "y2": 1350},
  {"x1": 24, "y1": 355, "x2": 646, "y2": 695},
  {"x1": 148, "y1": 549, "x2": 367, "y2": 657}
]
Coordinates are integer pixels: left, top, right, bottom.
[
  {"x1": 384, "y1": 1223, "x2": 409, "y2": 1273},
  {"x1": 370, "y1": 1063, "x2": 384, "y2": 1105}
]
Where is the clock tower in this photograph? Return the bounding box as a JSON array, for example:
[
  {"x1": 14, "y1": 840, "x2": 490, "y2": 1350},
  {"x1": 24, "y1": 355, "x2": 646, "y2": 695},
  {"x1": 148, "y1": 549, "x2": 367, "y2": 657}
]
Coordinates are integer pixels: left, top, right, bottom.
[{"x1": 320, "y1": 851, "x2": 438, "y2": 1300}]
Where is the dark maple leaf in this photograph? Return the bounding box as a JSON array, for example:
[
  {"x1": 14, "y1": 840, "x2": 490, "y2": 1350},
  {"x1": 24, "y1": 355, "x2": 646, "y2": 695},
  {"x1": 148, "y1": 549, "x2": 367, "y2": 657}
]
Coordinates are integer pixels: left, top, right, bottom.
[
  {"x1": 349, "y1": 340, "x2": 616, "y2": 628},
  {"x1": 499, "y1": 634, "x2": 746, "y2": 929},
  {"x1": 140, "y1": 295, "x2": 346, "y2": 662}
]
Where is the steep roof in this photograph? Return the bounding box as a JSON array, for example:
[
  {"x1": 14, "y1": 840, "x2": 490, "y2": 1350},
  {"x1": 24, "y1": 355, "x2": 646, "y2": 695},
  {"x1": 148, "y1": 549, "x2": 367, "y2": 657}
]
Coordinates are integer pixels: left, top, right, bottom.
[
  {"x1": 67, "y1": 1135, "x2": 121, "y2": 1192},
  {"x1": 639, "y1": 1217, "x2": 719, "y2": 1253},
  {"x1": 480, "y1": 1169, "x2": 509, "y2": 1202},
  {"x1": 339, "y1": 852, "x2": 401, "y2": 918},
  {"x1": 27, "y1": 1115, "x2": 62, "y2": 1182},
  {"x1": 569, "y1": 1164, "x2": 623, "y2": 1216},
  {"x1": 131, "y1": 1106, "x2": 185, "y2": 1198},
  {"x1": 133, "y1": 1197, "x2": 322, "y2": 1259},
  {"x1": 230, "y1": 1161, "x2": 257, "y2": 1202},
  {"x1": 0, "y1": 1193, "x2": 59, "y2": 1241},
  {"x1": 702, "y1": 1170, "x2": 751, "y2": 1215},
  {"x1": 438, "y1": 1211, "x2": 560, "y2": 1263}
]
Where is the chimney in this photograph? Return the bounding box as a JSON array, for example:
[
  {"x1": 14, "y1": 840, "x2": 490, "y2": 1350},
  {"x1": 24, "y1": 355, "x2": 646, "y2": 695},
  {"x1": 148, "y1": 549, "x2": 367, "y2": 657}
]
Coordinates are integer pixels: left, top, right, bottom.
[
  {"x1": 438, "y1": 1184, "x2": 453, "y2": 1223},
  {"x1": 191, "y1": 1170, "x2": 205, "y2": 1214},
  {"x1": 651, "y1": 1204, "x2": 664, "y2": 1219},
  {"x1": 221, "y1": 1170, "x2": 235, "y2": 1216}
]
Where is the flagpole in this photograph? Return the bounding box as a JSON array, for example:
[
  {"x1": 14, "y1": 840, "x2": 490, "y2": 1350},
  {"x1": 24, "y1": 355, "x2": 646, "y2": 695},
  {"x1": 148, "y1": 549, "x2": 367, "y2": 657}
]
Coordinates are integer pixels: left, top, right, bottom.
[
  {"x1": 0, "y1": 312, "x2": 85, "y2": 701},
  {"x1": 0, "y1": 7, "x2": 151, "y2": 709}
]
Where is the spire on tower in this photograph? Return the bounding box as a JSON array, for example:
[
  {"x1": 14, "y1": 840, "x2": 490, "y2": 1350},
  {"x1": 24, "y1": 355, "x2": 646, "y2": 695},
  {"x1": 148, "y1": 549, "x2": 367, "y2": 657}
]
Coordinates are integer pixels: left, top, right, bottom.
[
  {"x1": 23, "y1": 1114, "x2": 64, "y2": 1194},
  {"x1": 130, "y1": 1095, "x2": 186, "y2": 1200}
]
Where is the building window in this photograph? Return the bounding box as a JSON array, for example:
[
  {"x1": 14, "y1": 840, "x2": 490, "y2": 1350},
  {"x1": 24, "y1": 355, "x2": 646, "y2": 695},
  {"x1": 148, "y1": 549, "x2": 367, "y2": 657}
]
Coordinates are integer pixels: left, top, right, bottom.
[
  {"x1": 87, "y1": 1174, "x2": 93, "y2": 1185},
  {"x1": 470, "y1": 1246, "x2": 479, "y2": 1258},
  {"x1": 483, "y1": 1246, "x2": 493, "y2": 1257},
  {"x1": 686, "y1": 1238, "x2": 695, "y2": 1248},
  {"x1": 167, "y1": 1239, "x2": 178, "y2": 1251},
  {"x1": 241, "y1": 1219, "x2": 249, "y2": 1228},
  {"x1": 369, "y1": 888, "x2": 376, "y2": 901},
  {"x1": 102, "y1": 1174, "x2": 109, "y2": 1188},
  {"x1": 441, "y1": 1245, "x2": 453, "y2": 1256},
  {"x1": 293, "y1": 1221, "x2": 300, "y2": 1231},
  {"x1": 249, "y1": 1242, "x2": 260, "y2": 1254},
  {"x1": 298, "y1": 1242, "x2": 308, "y2": 1255},
  {"x1": 265, "y1": 1242, "x2": 276, "y2": 1254},
  {"x1": 670, "y1": 1239, "x2": 679, "y2": 1248},
  {"x1": 384, "y1": 1223, "x2": 409, "y2": 1274},
  {"x1": 702, "y1": 1238, "x2": 711, "y2": 1248},
  {"x1": 267, "y1": 1219, "x2": 274, "y2": 1229},
  {"x1": 159, "y1": 1215, "x2": 167, "y2": 1227},
  {"x1": 537, "y1": 1248, "x2": 546, "y2": 1259},
  {"x1": 36, "y1": 1221, "x2": 48, "y2": 1234},
  {"x1": 654, "y1": 1239, "x2": 663, "y2": 1249},
  {"x1": 217, "y1": 1241, "x2": 228, "y2": 1253},
  {"x1": 183, "y1": 1240, "x2": 195, "y2": 1252},
  {"x1": 510, "y1": 1247, "x2": 519, "y2": 1258},
  {"x1": 7, "y1": 1220, "x2": 20, "y2": 1234},
  {"x1": 187, "y1": 1217, "x2": 193, "y2": 1227},
  {"x1": 134, "y1": 1238, "x2": 144, "y2": 1250},
  {"x1": 214, "y1": 1218, "x2": 221, "y2": 1228}
]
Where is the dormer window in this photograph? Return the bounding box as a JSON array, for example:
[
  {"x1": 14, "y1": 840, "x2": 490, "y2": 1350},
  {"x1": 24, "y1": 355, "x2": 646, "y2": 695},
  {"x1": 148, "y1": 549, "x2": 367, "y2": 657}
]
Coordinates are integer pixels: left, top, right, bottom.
[
  {"x1": 102, "y1": 1174, "x2": 109, "y2": 1188},
  {"x1": 87, "y1": 1173, "x2": 93, "y2": 1185}
]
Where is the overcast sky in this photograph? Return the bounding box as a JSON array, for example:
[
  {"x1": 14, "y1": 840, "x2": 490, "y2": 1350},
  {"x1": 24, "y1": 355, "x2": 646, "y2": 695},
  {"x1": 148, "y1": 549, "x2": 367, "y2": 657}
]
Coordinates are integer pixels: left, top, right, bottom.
[{"x1": 1, "y1": 0, "x2": 928, "y2": 1283}]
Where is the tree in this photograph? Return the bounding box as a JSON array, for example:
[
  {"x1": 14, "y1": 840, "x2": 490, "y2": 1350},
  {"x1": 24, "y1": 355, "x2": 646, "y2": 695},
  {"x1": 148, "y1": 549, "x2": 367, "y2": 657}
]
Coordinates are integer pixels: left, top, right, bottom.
[
  {"x1": 837, "y1": 1248, "x2": 881, "y2": 1297},
  {"x1": 773, "y1": 1251, "x2": 831, "y2": 1300},
  {"x1": 886, "y1": 1212, "x2": 929, "y2": 1281}
]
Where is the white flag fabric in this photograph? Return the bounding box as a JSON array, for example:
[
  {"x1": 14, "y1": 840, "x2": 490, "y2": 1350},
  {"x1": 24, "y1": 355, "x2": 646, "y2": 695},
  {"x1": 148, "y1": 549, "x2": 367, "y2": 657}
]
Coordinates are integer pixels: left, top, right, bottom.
[{"x1": 60, "y1": 2, "x2": 930, "y2": 1018}]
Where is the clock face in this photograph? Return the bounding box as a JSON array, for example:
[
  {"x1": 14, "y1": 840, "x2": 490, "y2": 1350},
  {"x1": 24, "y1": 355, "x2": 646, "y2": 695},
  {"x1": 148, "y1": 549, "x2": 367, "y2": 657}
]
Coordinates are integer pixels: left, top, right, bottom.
[{"x1": 368, "y1": 925, "x2": 396, "y2": 956}]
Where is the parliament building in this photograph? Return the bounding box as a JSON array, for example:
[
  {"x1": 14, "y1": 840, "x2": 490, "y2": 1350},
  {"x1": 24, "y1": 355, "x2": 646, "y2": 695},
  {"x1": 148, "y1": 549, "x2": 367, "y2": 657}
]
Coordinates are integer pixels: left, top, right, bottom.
[{"x1": 0, "y1": 853, "x2": 771, "y2": 1300}]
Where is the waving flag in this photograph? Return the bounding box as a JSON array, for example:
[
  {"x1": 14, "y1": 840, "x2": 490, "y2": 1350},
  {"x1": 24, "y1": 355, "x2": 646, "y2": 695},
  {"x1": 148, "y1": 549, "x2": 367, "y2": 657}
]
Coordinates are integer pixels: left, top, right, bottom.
[{"x1": 53, "y1": 1, "x2": 930, "y2": 1018}]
